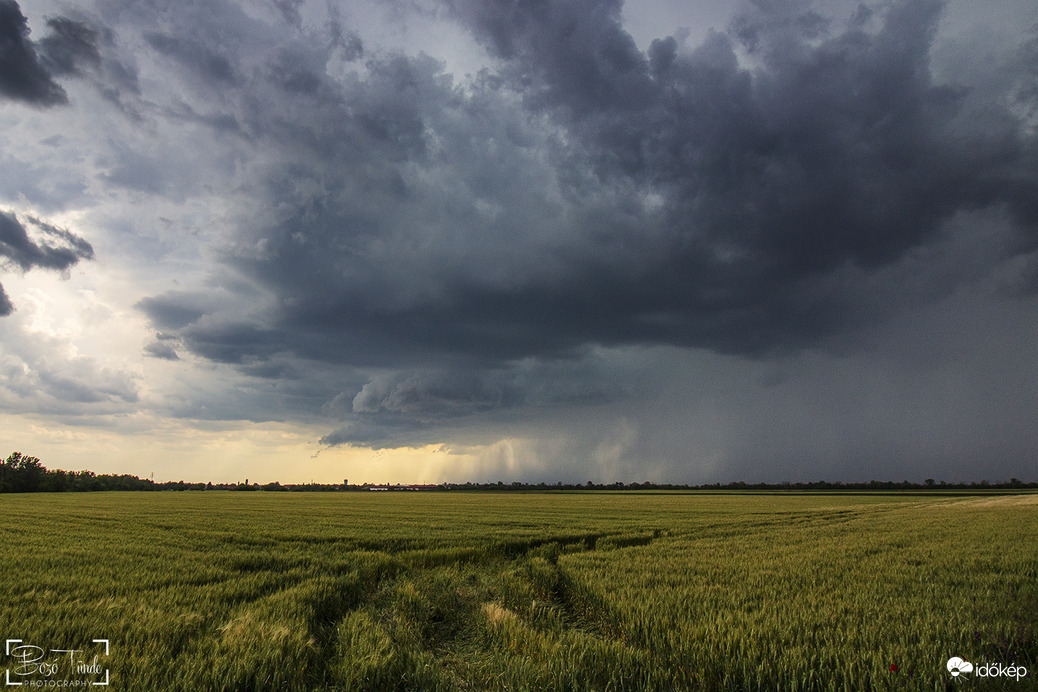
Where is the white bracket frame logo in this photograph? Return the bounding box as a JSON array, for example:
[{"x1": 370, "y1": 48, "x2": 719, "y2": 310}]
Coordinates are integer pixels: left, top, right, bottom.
[{"x1": 5, "y1": 639, "x2": 110, "y2": 686}]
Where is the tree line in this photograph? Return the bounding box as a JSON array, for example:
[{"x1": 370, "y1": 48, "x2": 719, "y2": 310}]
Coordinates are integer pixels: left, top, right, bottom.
[
  {"x1": 1, "y1": 452, "x2": 157, "y2": 492},
  {"x1": 2, "y1": 452, "x2": 1035, "y2": 493}
]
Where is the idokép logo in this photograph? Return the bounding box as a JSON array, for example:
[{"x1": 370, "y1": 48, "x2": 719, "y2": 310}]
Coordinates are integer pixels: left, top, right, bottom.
[{"x1": 947, "y1": 656, "x2": 1029, "y2": 682}]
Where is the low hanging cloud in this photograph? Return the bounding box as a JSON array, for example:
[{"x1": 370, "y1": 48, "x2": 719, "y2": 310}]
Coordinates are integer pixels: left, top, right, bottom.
[{"x1": 0, "y1": 211, "x2": 94, "y2": 315}]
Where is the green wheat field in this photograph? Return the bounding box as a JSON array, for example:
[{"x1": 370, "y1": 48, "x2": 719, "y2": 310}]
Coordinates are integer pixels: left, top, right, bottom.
[{"x1": 1, "y1": 491, "x2": 1035, "y2": 690}]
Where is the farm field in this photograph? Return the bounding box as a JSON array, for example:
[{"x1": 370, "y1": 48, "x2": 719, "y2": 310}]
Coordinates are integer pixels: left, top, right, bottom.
[{"x1": 1, "y1": 491, "x2": 1035, "y2": 691}]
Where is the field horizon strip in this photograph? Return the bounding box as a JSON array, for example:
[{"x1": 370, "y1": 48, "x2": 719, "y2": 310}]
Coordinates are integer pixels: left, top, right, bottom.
[{"x1": 1, "y1": 491, "x2": 1034, "y2": 690}]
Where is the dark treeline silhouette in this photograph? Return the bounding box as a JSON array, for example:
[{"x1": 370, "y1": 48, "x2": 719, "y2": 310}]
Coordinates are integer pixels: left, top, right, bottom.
[
  {"x1": 448, "y1": 479, "x2": 1037, "y2": 492},
  {"x1": 1, "y1": 452, "x2": 156, "y2": 493},
  {"x1": 2, "y1": 452, "x2": 1036, "y2": 494}
]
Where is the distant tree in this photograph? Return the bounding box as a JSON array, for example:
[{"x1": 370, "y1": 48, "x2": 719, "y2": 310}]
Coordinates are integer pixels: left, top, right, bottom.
[{"x1": 2, "y1": 452, "x2": 45, "y2": 492}]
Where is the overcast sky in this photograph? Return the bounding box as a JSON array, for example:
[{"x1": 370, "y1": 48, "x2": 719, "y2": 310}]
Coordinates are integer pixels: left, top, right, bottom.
[{"x1": 1, "y1": 0, "x2": 1036, "y2": 484}]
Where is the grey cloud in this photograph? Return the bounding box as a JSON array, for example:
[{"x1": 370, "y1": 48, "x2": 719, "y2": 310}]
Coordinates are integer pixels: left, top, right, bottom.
[
  {"x1": 0, "y1": 320, "x2": 140, "y2": 412},
  {"x1": 136, "y1": 294, "x2": 207, "y2": 331},
  {"x1": 449, "y1": 0, "x2": 653, "y2": 115},
  {"x1": 135, "y1": 289, "x2": 252, "y2": 331},
  {"x1": 144, "y1": 340, "x2": 179, "y2": 360},
  {"x1": 0, "y1": 282, "x2": 11, "y2": 316},
  {"x1": 729, "y1": 0, "x2": 832, "y2": 53},
  {"x1": 0, "y1": 0, "x2": 138, "y2": 120},
  {"x1": 322, "y1": 357, "x2": 626, "y2": 448},
  {"x1": 39, "y1": 16, "x2": 102, "y2": 76},
  {"x1": 338, "y1": 32, "x2": 363, "y2": 62},
  {"x1": 100, "y1": 147, "x2": 169, "y2": 194},
  {"x1": 136, "y1": 289, "x2": 285, "y2": 366},
  {"x1": 455, "y1": 0, "x2": 1038, "y2": 268},
  {"x1": 37, "y1": 361, "x2": 139, "y2": 404},
  {"x1": 144, "y1": 32, "x2": 240, "y2": 86},
  {"x1": 179, "y1": 321, "x2": 282, "y2": 366},
  {"x1": 270, "y1": 0, "x2": 304, "y2": 28},
  {"x1": 156, "y1": 0, "x2": 1038, "y2": 378},
  {"x1": 351, "y1": 370, "x2": 508, "y2": 418},
  {"x1": 425, "y1": 293, "x2": 1038, "y2": 484},
  {"x1": 320, "y1": 416, "x2": 425, "y2": 448},
  {"x1": 118, "y1": 0, "x2": 1038, "y2": 458},
  {"x1": 0, "y1": 211, "x2": 94, "y2": 270},
  {"x1": 0, "y1": 0, "x2": 67, "y2": 105},
  {"x1": 267, "y1": 49, "x2": 324, "y2": 95},
  {"x1": 0, "y1": 0, "x2": 1029, "y2": 482},
  {"x1": 0, "y1": 151, "x2": 91, "y2": 213},
  {"x1": 0, "y1": 211, "x2": 94, "y2": 314}
]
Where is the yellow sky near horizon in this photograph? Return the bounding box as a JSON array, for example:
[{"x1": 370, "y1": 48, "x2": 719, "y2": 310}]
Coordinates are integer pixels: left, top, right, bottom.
[{"x1": 0, "y1": 413, "x2": 491, "y2": 485}]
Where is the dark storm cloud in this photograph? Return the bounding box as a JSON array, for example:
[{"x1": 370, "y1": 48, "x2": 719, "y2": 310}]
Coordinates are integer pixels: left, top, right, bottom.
[
  {"x1": 39, "y1": 16, "x2": 102, "y2": 76},
  {"x1": 322, "y1": 369, "x2": 518, "y2": 447},
  {"x1": 224, "y1": 3, "x2": 1032, "y2": 347},
  {"x1": 0, "y1": 212, "x2": 94, "y2": 270},
  {"x1": 0, "y1": 0, "x2": 114, "y2": 110},
  {"x1": 0, "y1": 211, "x2": 94, "y2": 314},
  {"x1": 0, "y1": 0, "x2": 66, "y2": 105},
  {"x1": 136, "y1": 293, "x2": 209, "y2": 331},
  {"x1": 451, "y1": 0, "x2": 1038, "y2": 270},
  {"x1": 319, "y1": 358, "x2": 625, "y2": 448},
  {"x1": 131, "y1": 0, "x2": 1038, "y2": 447},
  {"x1": 449, "y1": 0, "x2": 654, "y2": 115}
]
